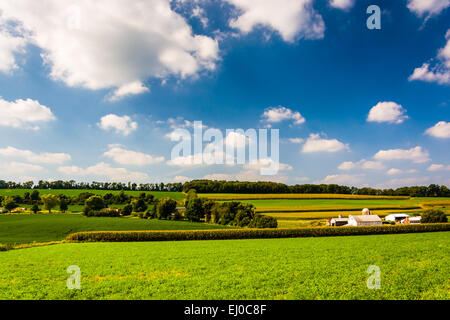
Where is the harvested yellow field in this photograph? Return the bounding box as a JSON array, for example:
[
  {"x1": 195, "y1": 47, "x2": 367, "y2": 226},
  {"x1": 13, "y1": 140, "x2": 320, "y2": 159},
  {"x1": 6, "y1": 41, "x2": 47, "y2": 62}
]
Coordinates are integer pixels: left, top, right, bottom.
[{"x1": 199, "y1": 193, "x2": 410, "y2": 201}]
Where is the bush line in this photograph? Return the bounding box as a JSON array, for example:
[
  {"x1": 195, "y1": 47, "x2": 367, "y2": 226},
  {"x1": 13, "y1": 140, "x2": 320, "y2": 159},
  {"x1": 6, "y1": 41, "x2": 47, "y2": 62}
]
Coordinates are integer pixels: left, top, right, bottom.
[{"x1": 66, "y1": 223, "x2": 450, "y2": 242}]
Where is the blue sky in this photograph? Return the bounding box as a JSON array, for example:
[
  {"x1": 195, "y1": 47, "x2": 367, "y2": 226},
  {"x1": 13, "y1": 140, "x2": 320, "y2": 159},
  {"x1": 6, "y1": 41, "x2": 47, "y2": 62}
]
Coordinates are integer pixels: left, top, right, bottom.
[{"x1": 0, "y1": 0, "x2": 449, "y2": 187}]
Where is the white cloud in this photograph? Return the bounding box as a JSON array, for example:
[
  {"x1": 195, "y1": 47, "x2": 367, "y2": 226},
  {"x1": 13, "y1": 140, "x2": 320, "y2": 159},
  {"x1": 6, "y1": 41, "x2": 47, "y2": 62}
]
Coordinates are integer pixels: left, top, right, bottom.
[
  {"x1": 58, "y1": 162, "x2": 149, "y2": 182},
  {"x1": 407, "y1": 0, "x2": 450, "y2": 17},
  {"x1": 203, "y1": 170, "x2": 288, "y2": 183},
  {"x1": 243, "y1": 158, "x2": 292, "y2": 171},
  {"x1": 387, "y1": 168, "x2": 403, "y2": 175},
  {"x1": 0, "y1": 161, "x2": 44, "y2": 175},
  {"x1": 108, "y1": 81, "x2": 150, "y2": 102},
  {"x1": 367, "y1": 101, "x2": 409, "y2": 124},
  {"x1": 379, "y1": 177, "x2": 430, "y2": 188},
  {"x1": 288, "y1": 138, "x2": 304, "y2": 144},
  {"x1": 0, "y1": 0, "x2": 219, "y2": 97},
  {"x1": 262, "y1": 106, "x2": 306, "y2": 125},
  {"x1": 425, "y1": 121, "x2": 450, "y2": 138},
  {"x1": 0, "y1": 98, "x2": 56, "y2": 130},
  {"x1": 173, "y1": 175, "x2": 191, "y2": 183},
  {"x1": 373, "y1": 146, "x2": 431, "y2": 163},
  {"x1": 409, "y1": 30, "x2": 450, "y2": 85},
  {"x1": 0, "y1": 146, "x2": 71, "y2": 164},
  {"x1": 225, "y1": 0, "x2": 325, "y2": 42},
  {"x1": 103, "y1": 145, "x2": 164, "y2": 166},
  {"x1": 302, "y1": 133, "x2": 349, "y2": 153},
  {"x1": 0, "y1": 29, "x2": 26, "y2": 73},
  {"x1": 316, "y1": 174, "x2": 363, "y2": 186},
  {"x1": 329, "y1": 0, "x2": 354, "y2": 10},
  {"x1": 98, "y1": 114, "x2": 137, "y2": 136},
  {"x1": 427, "y1": 163, "x2": 450, "y2": 171},
  {"x1": 338, "y1": 159, "x2": 385, "y2": 171}
]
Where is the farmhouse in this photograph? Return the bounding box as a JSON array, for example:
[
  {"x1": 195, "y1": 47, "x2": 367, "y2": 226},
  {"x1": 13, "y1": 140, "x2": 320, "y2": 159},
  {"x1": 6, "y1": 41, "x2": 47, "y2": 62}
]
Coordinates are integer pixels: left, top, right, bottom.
[{"x1": 348, "y1": 214, "x2": 382, "y2": 226}]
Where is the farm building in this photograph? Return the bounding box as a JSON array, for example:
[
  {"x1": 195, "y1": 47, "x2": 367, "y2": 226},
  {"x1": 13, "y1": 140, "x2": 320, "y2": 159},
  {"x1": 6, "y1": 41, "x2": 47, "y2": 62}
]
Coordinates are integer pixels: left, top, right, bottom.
[
  {"x1": 329, "y1": 217, "x2": 349, "y2": 226},
  {"x1": 402, "y1": 216, "x2": 422, "y2": 224},
  {"x1": 348, "y1": 215, "x2": 382, "y2": 226},
  {"x1": 385, "y1": 214, "x2": 410, "y2": 222}
]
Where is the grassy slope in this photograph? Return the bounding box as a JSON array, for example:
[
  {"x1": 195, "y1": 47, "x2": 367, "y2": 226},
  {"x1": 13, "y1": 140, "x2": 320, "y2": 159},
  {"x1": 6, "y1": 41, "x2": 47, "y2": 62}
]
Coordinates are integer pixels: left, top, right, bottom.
[
  {"x1": 0, "y1": 214, "x2": 229, "y2": 245},
  {"x1": 0, "y1": 232, "x2": 448, "y2": 300},
  {"x1": 0, "y1": 189, "x2": 185, "y2": 201}
]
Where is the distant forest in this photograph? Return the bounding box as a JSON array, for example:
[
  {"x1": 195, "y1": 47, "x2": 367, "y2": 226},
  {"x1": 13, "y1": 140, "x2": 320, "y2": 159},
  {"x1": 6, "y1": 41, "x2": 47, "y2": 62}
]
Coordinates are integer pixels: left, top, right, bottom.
[
  {"x1": 182, "y1": 180, "x2": 450, "y2": 197},
  {"x1": 1, "y1": 179, "x2": 449, "y2": 197}
]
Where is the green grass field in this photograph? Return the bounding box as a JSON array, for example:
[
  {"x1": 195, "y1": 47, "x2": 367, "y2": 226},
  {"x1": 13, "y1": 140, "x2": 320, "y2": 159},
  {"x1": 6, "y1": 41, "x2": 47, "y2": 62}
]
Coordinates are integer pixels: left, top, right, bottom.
[
  {"x1": 0, "y1": 214, "x2": 229, "y2": 245},
  {"x1": 0, "y1": 189, "x2": 185, "y2": 201},
  {"x1": 0, "y1": 232, "x2": 448, "y2": 300}
]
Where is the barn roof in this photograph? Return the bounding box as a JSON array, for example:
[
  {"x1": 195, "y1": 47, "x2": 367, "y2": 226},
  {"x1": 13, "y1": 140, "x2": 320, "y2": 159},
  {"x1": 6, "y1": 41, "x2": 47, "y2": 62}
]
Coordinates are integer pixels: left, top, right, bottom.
[{"x1": 349, "y1": 215, "x2": 382, "y2": 222}]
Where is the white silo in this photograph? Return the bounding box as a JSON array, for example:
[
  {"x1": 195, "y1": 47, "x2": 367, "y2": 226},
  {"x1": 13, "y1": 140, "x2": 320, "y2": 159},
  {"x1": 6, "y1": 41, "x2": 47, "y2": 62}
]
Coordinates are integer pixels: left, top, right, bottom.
[{"x1": 362, "y1": 208, "x2": 370, "y2": 215}]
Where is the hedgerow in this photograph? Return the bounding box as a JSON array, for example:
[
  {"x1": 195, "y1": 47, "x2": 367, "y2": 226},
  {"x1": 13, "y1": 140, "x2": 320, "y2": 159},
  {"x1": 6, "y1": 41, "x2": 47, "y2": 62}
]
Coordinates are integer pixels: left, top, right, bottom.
[{"x1": 66, "y1": 223, "x2": 450, "y2": 242}]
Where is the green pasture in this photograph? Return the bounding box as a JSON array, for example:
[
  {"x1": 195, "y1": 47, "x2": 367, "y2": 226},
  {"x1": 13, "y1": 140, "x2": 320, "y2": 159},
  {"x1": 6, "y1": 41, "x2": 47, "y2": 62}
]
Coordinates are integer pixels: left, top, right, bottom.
[
  {"x1": 0, "y1": 232, "x2": 448, "y2": 299},
  {"x1": 0, "y1": 189, "x2": 185, "y2": 201},
  {"x1": 0, "y1": 214, "x2": 229, "y2": 245}
]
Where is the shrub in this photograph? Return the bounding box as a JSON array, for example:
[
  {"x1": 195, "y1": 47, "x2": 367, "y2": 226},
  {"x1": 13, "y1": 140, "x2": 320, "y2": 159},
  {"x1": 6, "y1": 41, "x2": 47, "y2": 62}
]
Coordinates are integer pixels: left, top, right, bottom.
[
  {"x1": 85, "y1": 196, "x2": 106, "y2": 211},
  {"x1": 132, "y1": 199, "x2": 148, "y2": 213},
  {"x1": 121, "y1": 204, "x2": 133, "y2": 216},
  {"x1": 83, "y1": 208, "x2": 120, "y2": 217},
  {"x1": 249, "y1": 214, "x2": 278, "y2": 228},
  {"x1": 2, "y1": 197, "x2": 18, "y2": 211},
  {"x1": 422, "y1": 209, "x2": 448, "y2": 223},
  {"x1": 66, "y1": 223, "x2": 450, "y2": 242}
]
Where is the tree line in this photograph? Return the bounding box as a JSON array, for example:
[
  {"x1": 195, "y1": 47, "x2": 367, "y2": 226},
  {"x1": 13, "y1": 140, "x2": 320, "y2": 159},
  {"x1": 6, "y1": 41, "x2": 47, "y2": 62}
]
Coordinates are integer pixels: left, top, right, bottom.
[
  {"x1": 182, "y1": 180, "x2": 450, "y2": 197},
  {"x1": 0, "y1": 180, "x2": 183, "y2": 192}
]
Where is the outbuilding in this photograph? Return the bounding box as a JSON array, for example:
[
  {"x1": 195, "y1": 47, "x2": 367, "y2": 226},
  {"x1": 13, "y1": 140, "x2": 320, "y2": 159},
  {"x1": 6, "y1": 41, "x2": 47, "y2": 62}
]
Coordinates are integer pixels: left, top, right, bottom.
[
  {"x1": 385, "y1": 213, "x2": 410, "y2": 222},
  {"x1": 330, "y1": 217, "x2": 349, "y2": 226},
  {"x1": 348, "y1": 215, "x2": 382, "y2": 226}
]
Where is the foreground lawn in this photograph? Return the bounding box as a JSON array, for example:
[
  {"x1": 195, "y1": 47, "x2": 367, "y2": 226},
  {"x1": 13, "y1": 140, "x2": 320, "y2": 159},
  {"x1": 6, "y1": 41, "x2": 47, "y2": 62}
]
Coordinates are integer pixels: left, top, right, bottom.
[
  {"x1": 0, "y1": 214, "x2": 229, "y2": 245},
  {"x1": 0, "y1": 232, "x2": 448, "y2": 299}
]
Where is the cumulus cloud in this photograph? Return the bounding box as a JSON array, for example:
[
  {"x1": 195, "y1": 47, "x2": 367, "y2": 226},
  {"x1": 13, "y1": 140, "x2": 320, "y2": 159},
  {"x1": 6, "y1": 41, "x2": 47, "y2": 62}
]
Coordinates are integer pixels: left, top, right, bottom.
[
  {"x1": 409, "y1": 30, "x2": 450, "y2": 85},
  {"x1": 367, "y1": 101, "x2": 409, "y2": 124},
  {"x1": 262, "y1": 106, "x2": 306, "y2": 125},
  {"x1": 407, "y1": 0, "x2": 450, "y2": 17},
  {"x1": 302, "y1": 133, "x2": 349, "y2": 153},
  {"x1": 108, "y1": 81, "x2": 150, "y2": 102},
  {"x1": 0, "y1": 146, "x2": 71, "y2": 164},
  {"x1": 378, "y1": 177, "x2": 430, "y2": 189},
  {"x1": 243, "y1": 158, "x2": 292, "y2": 171},
  {"x1": 225, "y1": 0, "x2": 325, "y2": 42},
  {"x1": 329, "y1": 0, "x2": 354, "y2": 10},
  {"x1": 0, "y1": 161, "x2": 44, "y2": 175},
  {"x1": 387, "y1": 168, "x2": 403, "y2": 175},
  {"x1": 316, "y1": 174, "x2": 363, "y2": 186},
  {"x1": 0, "y1": 29, "x2": 26, "y2": 73},
  {"x1": 425, "y1": 121, "x2": 450, "y2": 138},
  {"x1": 338, "y1": 159, "x2": 385, "y2": 171},
  {"x1": 0, "y1": 98, "x2": 56, "y2": 130},
  {"x1": 98, "y1": 114, "x2": 137, "y2": 136},
  {"x1": 103, "y1": 145, "x2": 164, "y2": 166},
  {"x1": 0, "y1": 0, "x2": 219, "y2": 97},
  {"x1": 58, "y1": 162, "x2": 149, "y2": 182},
  {"x1": 427, "y1": 163, "x2": 450, "y2": 171},
  {"x1": 373, "y1": 146, "x2": 430, "y2": 163}
]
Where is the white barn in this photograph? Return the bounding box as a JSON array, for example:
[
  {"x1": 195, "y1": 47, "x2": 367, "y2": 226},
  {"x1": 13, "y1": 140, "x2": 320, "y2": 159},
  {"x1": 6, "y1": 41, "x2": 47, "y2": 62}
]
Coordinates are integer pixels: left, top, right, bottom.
[
  {"x1": 348, "y1": 215, "x2": 382, "y2": 226},
  {"x1": 385, "y1": 214, "x2": 410, "y2": 222}
]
